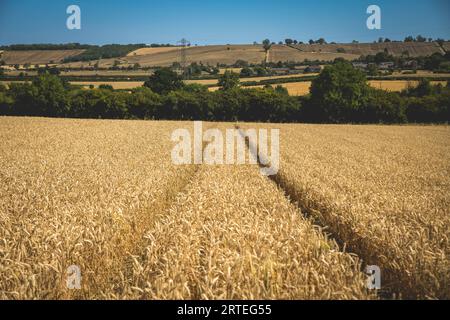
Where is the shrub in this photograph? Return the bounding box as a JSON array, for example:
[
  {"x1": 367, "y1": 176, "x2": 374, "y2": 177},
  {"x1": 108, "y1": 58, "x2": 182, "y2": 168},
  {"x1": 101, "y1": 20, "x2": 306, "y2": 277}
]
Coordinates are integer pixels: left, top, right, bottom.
[{"x1": 98, "y1": 84, "x2": 114, "y2": 91}]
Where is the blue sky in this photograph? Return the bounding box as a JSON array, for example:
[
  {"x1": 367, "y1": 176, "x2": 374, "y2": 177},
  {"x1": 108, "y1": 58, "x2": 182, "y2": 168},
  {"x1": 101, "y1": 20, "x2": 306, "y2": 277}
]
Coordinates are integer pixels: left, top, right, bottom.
[{"x1": 0, "y1": 0, "x2": 449, "y2": 45}]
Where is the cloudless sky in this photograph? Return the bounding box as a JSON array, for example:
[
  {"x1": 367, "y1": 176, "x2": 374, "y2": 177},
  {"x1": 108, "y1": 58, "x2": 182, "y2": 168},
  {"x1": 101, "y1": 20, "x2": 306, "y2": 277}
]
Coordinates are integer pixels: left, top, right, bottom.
[{"x1": 0, "y1": 0, "x2": 449, "y2": 45}]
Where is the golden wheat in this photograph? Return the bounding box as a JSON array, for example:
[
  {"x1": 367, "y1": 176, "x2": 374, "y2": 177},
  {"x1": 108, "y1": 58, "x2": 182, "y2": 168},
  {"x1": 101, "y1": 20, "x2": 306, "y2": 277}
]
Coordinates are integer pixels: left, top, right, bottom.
[
  {"x1": 120, "y1": 163, "x2": 372, "y2": 299},
  {"x1": 0, "y1": 117, "x2": 197, "y2": 299},
  {"x1": 237, "y1": 123, "x2": 449, "y2": 299},
  {"x1": 1, "y1": 117, "x2": 448, "y2": 300}
]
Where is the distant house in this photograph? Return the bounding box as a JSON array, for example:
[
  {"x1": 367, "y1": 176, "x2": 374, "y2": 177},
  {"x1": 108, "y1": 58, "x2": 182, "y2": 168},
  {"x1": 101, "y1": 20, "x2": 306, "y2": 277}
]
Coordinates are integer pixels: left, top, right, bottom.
[
  {"x1": 270, "y1": 67, "x2": 290, "y2": 75},
  {"x1": 379, "y1": 62, "x2": 395, "y2": 70},
  {"x1": 352, "y1": 62, "x2": 368, "y2": 70},
  {"x1": 304, "y1": 65, "x2": 322, "y2": 73}
]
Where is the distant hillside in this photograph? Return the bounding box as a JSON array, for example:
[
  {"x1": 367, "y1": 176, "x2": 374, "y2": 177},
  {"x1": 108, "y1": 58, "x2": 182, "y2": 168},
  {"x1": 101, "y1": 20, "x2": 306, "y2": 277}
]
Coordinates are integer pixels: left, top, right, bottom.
[
  {"x1": 290, "y1": 42, "x2": 444, "y2": 57},
  {"x1": 59, "y1": 42, "x2": 450, "y2": 68},
  {"x1": 1, "y1": 49, "x2": 86, "y2": 65},
  {"x1": 1, "y1": 41, "x2": 447, "y2": 67},
  {"x1": 60, "y1": 44, "x2": 365, "y2": 68}
]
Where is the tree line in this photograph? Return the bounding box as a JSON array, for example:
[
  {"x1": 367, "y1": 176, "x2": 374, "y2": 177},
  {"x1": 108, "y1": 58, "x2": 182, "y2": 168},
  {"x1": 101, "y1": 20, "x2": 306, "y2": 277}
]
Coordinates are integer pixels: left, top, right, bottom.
[{"x1": 1, "y1": 61, "x2": 449, "y2": 123}]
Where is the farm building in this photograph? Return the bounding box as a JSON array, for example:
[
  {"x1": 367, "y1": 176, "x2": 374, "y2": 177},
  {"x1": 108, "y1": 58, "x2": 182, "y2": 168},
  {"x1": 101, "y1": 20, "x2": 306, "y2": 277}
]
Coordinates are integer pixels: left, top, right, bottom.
[
  {"x1": 352, "y1": 62, "x2": 368, "y2": 70},
  {"x1": 379, "y1": 62, "x2": 395, "y2": 70},
  {"x1": 304, "y1": 65, "x2": 322, "y2": 73}
]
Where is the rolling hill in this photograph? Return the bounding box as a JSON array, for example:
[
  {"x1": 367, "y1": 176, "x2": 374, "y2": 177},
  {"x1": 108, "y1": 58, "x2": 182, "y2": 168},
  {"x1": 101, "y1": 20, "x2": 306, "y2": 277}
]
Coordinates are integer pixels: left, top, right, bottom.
[
  {"x1": 1, "y1": 41, "x2": 447, "y2": 68},
  {"x1": 290, "y1": 41, "x2": 445, "y2": 57},
  {"x1": 0, "y1": 49, "x2": 86, "y2": 65}
]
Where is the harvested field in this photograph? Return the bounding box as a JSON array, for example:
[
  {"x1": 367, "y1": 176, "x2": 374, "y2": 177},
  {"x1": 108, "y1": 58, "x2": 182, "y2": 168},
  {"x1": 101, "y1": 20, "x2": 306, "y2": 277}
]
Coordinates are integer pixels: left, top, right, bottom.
[
  {"x1": 270, "y1": 45, "x2": 359, "y2": 62},
  {"x1": 210, "y1": 82, "x2": 312, "y2": 95},
  {"x1": 70, "y1": 81, "x2": 145, "y2": 89},
  {"x1": 187, "y1": 73, "x2": 319, "y2": 86},
  {"x1": 126, "y1": 47, "x2": 180, "y2": 56},
  {"x1": 6, "y1": 42, "x2": 446, "y2": 69},
  {"x1": 1, "y1": 50, "x2": 86, "y2": 65},
  {"x1": 61, "y1": 70, "x2": 153, "y2": 77},
  {"x1": 3, "y1": 79, "x2": 446, "y2": 93},
  {"x1": 209, "y1": 80, "x2": 448, "y2": 95},
  {"x1": 60, "y1": 45, "x2": 267, "y2": 68},
  {"x1": 291, "y1": 42, "x2": 444, "y2": 57},
  {"x1": 389, "y1": 71, "x2": 450, "y2": 79},
  {"x1": 277, "y1": 82, "x2": 312, "y2": 95},
  {"x1": 368, "y1": 80, "x2": 448, "y2": 92}
]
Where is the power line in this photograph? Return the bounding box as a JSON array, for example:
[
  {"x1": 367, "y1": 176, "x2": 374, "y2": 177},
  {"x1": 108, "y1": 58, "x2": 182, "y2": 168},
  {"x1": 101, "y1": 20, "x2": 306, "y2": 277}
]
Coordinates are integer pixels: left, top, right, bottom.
[{"x1": 177, "y1": 38, "x2": 190, "y2": 79}]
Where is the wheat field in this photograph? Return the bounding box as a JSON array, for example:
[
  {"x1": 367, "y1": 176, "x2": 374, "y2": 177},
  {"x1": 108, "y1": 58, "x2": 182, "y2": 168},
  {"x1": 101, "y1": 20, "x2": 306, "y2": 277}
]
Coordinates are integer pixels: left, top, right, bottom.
[
  {"x1": 238, "y1": 122, "x2": 450, "y2": 299},
  {"x1": 0, "y1": 117, "x2": 448, "y2": 299}
]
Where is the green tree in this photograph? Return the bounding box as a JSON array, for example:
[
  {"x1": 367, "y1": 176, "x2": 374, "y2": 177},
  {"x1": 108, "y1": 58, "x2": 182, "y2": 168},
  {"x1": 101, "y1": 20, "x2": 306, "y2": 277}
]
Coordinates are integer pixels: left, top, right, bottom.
[
  {"x1": 367, "y1": 63, "x2": 378, "y2": 76},
  {"x1": 254, "y1": 66, "x2": 267, "y2": 76},
  {"x1": 285, "y1": 39, "x2": 294, "y2": 45},
  {"x1": 416, "y1": 35, "x2": 426, "y2": 42},
  {"x1": 31, "y1": 74, "x2": 68, "y2": 116},
  {"x1": 309, "y1": 61, "x2": 370, "y2": 122},
  {"x1": 406, "y1": 78, "x2": 433, "y2": 97},
  {"x1": 218, "y1": 71, "x2": 240, "y2": 91},
  {"x1": 144, "y1": 67, "x2": 184, "y2": 94},
  {"x1": 127, "y1": 86, "x2": 161, "y2": 119},
  {"x1": 240, "y1": 67, "x2": 253, "y2": 77},
  {"x1": 274, "y1": 85, "x2": 288, "y2": 95},
  {"x1": 0, "y1": 91, "x2": 14, "y2": 115},
  {"x1": 262, "y1": 39, "x2": 272, "y2": 53}
]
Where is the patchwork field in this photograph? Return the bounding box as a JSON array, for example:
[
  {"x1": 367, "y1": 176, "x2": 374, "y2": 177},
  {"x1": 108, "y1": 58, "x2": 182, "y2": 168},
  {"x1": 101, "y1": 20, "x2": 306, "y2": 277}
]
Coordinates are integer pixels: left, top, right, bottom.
[
  {"x1": 291, "y1": 42, "x2": 445, "y2": 57},
  {"x1": 1, "y1": 50, "x2": 86, "y2": 65},
  {"x1": 209, "y1": 80, "x2": 448, "y2": 95},
  {"x1": 2, "y1": 78, "x2": 447, "y2": 93},
  {"x1": 270, "y1": 45, "x2": 360, "y2": 62},
  {"x1": 368, "y1": 80, "x2": 448, "y2": 92},
  {"x1": 2, "y1": 41, "x2": 447, "y2": 69},
  {"x1": 61, "y1": 45, "x2": 267, "y2": 68},
  {"x1": 0, "y1": 117, "x2": 448, "y2": 300},
  {"x1": 126, "y1": 47, "x2": 180, "y2": 56}
]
